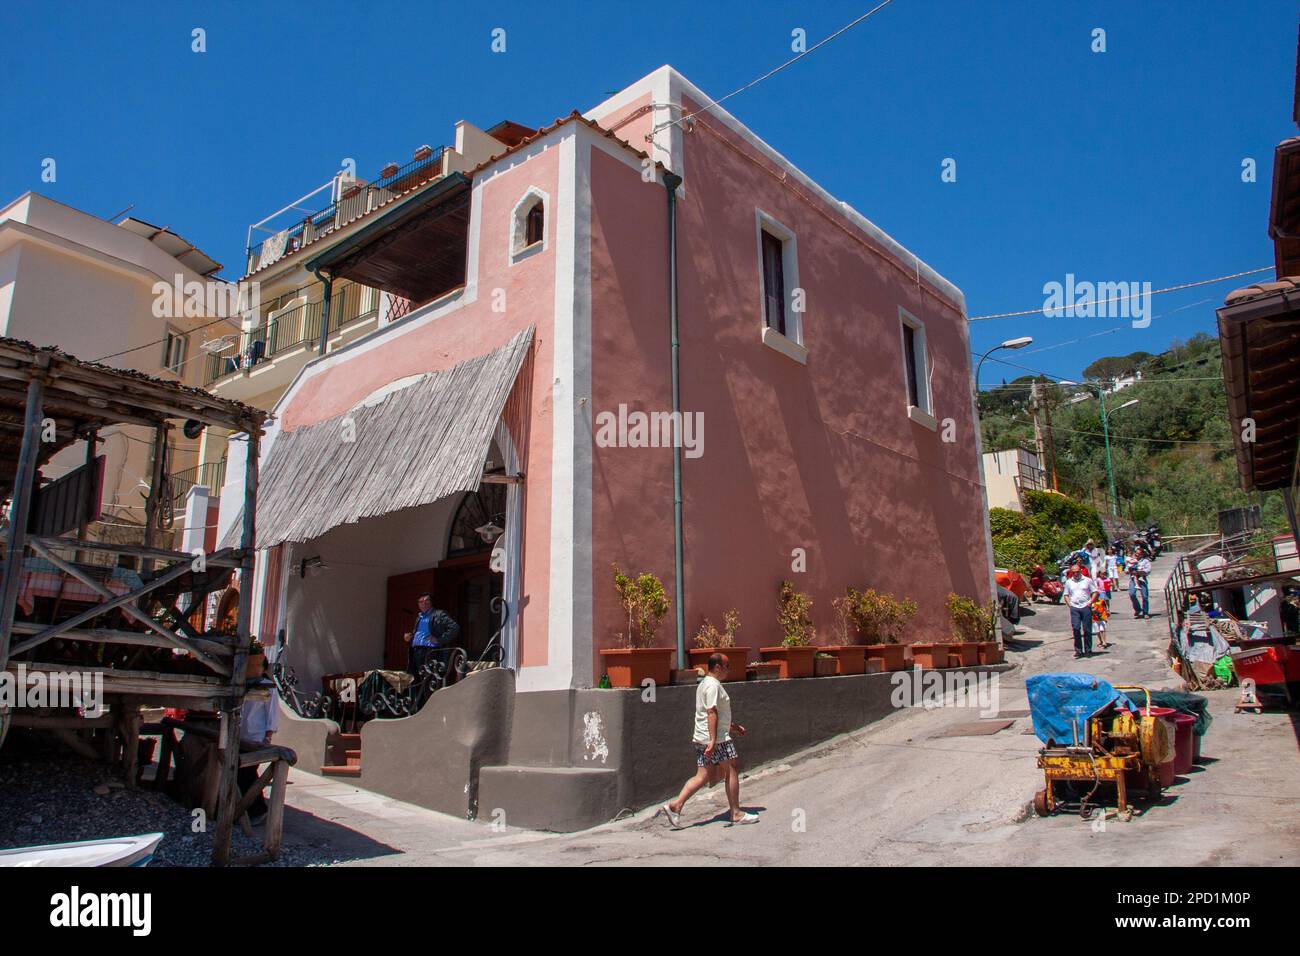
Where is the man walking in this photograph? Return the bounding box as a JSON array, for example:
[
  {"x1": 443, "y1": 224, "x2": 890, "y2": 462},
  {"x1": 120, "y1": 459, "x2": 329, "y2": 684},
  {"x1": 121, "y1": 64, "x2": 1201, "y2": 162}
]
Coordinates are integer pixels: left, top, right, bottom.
[
  {"x1": 662, "y1": 653, "x2": 758, "y2": 828},
  {"x1": 1129, "y1": 546, "x2": 1152, "y2": 618},
  {"x1": 1064, "y1": 562, "x2": 1098, "y2": 658}
]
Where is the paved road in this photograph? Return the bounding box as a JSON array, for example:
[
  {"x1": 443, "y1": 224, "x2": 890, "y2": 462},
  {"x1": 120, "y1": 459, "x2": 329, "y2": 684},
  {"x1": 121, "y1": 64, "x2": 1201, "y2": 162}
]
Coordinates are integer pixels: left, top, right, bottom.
[{"x1": 280, "y1": 554, "x2": 1299, "y2": 866}]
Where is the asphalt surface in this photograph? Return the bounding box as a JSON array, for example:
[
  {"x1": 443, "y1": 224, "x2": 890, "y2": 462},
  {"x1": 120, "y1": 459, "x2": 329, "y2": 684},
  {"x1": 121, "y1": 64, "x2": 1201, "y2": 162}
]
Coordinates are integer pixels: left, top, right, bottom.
[{"x1": 278, "y1": 554, "x2": 1300, "y2": 866}]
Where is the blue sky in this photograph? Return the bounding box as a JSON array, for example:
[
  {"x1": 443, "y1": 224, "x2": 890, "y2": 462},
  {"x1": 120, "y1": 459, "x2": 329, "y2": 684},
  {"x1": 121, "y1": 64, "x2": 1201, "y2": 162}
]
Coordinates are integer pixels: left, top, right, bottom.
[{"x1": 3, "y1": 0, "x2": 1295, "y2": 385}]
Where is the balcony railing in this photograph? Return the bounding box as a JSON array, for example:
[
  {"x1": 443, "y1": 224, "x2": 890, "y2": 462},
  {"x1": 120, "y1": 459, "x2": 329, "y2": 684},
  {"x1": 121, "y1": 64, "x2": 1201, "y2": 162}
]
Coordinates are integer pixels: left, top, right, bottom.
[
  {"x1": 246, "y1": 146, "x2": 450, "y2": 274},
  {"x1": 170, "y1": 458, "x2": 228, "y2": 503},
  {"x1": 203, "y1": 283, "x2": 377, "y2": 386}
]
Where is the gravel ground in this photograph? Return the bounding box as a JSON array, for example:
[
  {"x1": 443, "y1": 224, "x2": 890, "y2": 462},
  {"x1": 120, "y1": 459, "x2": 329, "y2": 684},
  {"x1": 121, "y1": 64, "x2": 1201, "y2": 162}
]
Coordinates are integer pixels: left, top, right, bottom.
[{"x1": 0, "y1": 733, "x2": 343, "y2": 866}]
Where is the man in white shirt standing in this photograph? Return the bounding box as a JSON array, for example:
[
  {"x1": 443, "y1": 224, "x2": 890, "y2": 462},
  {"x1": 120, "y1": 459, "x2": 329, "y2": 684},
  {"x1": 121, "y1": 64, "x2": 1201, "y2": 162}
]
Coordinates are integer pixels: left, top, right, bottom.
[
  {"x1": 661, "y1": 653, "x2": 758, "y2": 828},
  {"x1": 1063, "y1": 562, "x2": 1099, "y2": 659},
  {"x1": 1129, "y1": 545, "x2": 1153, "y2": 618}
]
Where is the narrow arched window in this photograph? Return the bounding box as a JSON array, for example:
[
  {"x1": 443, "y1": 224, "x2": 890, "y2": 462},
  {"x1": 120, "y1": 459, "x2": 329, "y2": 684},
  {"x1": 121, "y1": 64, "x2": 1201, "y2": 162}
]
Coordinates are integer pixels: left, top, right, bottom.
[{"x1": 525, "y1": 202, "x2": 544, "y2": 247}]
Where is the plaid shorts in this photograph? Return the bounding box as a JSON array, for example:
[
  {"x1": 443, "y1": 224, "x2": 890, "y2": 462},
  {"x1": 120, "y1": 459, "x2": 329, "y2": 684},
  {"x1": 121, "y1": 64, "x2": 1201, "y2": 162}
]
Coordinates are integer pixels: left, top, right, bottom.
[{"x1": 695, "y1": 738, "x2": 738, "y2": 767}]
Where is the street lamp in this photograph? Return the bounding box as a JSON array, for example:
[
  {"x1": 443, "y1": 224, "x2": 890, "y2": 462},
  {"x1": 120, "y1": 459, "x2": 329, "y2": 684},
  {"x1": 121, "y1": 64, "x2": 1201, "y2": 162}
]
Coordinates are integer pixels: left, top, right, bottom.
[{"x1": 974, "y1": 336, "x2": 1034, "y2": 396}]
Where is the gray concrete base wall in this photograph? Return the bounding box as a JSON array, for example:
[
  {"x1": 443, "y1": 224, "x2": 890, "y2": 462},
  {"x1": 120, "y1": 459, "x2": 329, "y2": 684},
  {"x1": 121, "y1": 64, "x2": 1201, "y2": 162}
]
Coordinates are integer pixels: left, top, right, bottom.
[
  {"x1": 272, "y1": 697, "x2": 339, "y2": 770},
  {"x1": 283, "y1": 665, "x2": 1011, "y2": 832},
  {"x1": 358, "y1": 667, "x2": 515, "y2": 819}
]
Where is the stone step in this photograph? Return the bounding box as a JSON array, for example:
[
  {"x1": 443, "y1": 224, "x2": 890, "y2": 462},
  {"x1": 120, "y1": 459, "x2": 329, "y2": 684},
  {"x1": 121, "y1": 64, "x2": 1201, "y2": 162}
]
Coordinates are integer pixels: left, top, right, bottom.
[
  {"x1": 478, "y1": 764, "x2": 619, "y2": 832},
  {"x1": 320, "y1": 764, "x2": 361, "y2": 778}
]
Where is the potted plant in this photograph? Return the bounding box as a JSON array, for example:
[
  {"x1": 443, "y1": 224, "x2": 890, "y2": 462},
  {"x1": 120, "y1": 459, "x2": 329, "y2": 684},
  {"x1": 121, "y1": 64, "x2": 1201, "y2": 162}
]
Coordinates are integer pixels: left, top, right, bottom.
[
  {"x1": 821, "y1": 592, "x2": 867, "y2": 675},
  {"x1": 845, "y1": 587, "x2": 915, "y2": 673},
  {"x1": 813, "y1": 652, "x2": 837, "y2": 677},
  {"x1": 760, "y1": 581, "x2": 818, "y2": 678},
  {"x1": 244, "y1": 638, "x2": 266, "y2": 683},
  {"x1": 598, "y1": 565, "x2": 675, "y2": 688},
  {"x1": 946, "y1": 593, "x2": 991, "y2": 666},
  {"x1": 688, "y1": 609, "x2": 749, "y2": 679}
]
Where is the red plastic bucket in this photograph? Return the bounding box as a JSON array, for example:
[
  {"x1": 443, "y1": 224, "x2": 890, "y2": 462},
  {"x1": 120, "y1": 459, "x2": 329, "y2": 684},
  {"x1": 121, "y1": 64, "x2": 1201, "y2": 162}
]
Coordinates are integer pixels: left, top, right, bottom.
[
  {"x1": 1170, "y1": 713, "x2": 1196, "y2": 775},
  {"x1": 1147, "y1": 706, "x2": 1178, "y2": 787}
]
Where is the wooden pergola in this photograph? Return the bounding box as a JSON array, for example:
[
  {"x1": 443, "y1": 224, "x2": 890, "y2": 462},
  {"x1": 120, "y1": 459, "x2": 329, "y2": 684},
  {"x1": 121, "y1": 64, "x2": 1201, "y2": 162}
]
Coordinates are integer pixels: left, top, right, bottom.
[{"x1": 0, "y1": 337, "x2": 282, "y2": 864}]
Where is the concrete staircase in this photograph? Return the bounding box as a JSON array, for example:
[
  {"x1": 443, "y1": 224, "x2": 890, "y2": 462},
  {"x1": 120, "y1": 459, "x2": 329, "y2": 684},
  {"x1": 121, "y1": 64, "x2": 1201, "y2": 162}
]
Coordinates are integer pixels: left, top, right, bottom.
[{"x1": 320, "y1": 732, "x2": 362, "y2": 777}]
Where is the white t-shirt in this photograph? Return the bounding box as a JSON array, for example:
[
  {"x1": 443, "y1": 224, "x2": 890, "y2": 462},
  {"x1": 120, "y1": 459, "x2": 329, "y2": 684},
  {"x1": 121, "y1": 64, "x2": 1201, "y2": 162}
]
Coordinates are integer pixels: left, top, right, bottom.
[
  {"x1": 1131, "y1": 557, "x2": 1151, "y2": 578},
  {"x1": 1063, "y1": 575, "x2": 1097, "y2": 609},
  {"x1": 692, "y1": 675, "x2": 732, "y2": 745},
  {"x1": 241, "y1": 695, "x2": 280, "y2": 745},
  {"x1": 1106, "y1": 555, "x2": 1119, "y2": 578}
]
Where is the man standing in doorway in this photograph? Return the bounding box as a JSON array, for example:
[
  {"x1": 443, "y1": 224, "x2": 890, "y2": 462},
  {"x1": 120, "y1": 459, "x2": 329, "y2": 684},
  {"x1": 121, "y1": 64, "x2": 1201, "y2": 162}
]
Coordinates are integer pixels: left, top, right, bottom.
[
  {"x1": 661, "y1": 653, "x2": 758, "y2": 828},
  {"x1": 403, "y1": 592, "x2": 460, "y2": 678},
  {"x1": 1064, "y1": 562, "x2": 1099, "y2": 659}
]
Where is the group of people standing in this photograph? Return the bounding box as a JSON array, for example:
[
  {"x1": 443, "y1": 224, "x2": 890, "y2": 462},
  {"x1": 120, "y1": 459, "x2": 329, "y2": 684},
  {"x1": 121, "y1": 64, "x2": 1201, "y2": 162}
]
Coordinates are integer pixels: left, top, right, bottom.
[{"x1": 1063, "y1": 537, "x2": 1154, "y2": 658}]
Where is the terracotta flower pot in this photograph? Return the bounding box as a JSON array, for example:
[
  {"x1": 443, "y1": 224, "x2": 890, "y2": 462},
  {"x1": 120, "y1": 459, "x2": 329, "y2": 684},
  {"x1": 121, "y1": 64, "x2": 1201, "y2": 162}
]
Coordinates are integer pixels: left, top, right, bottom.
[
  {"x1": 977, "y1": 641, "x2": 1002, "y2": 665},
  {"x1": 243, "y1": 652, "x2": 266, "y2": 683},
  {"x1": 953, "y1": 642, "x2": 980, "y2": 667},
  {"x1": 864, "y1": 643, "x2": 907, "y2": 671},
  {"x1": 759, "y1": 645, "x2": 817, "y2": 679},
  {"x1": 599, "y1": 647, "x2": 675, "y2": 688},
  {"x1": 687, "y1": 646, "x2": 751, "y2": 680},
  {"x1": 909, "y1": 642, "x2": 949, "y2": 669},
  {"x1": 818, "y1": 645, "x2": 866, "y2": 675}
]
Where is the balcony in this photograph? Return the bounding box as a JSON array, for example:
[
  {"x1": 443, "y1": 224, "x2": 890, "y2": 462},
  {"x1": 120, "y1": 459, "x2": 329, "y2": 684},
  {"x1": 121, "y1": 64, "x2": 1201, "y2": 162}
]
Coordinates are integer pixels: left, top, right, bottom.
[
  {"x1": 246, "y1": 146, "x2": 451, "y2": 275},
  {"x1": 203, "y1": 281, "x2": 378, "y2": 389}
]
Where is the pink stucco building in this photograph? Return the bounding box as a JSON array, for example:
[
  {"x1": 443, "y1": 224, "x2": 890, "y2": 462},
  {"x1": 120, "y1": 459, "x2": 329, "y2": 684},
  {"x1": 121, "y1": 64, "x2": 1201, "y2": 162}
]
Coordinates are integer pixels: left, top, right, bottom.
[{"x1": 229, "y1": 65, "x2": 991, "y2": 708}]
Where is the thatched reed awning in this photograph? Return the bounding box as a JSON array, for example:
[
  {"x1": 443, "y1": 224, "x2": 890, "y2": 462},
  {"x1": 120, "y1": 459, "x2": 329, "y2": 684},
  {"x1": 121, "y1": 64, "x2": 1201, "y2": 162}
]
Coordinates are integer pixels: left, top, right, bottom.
[{"x1": 240, "y1": 326, "x2": 533, "y2": 548}]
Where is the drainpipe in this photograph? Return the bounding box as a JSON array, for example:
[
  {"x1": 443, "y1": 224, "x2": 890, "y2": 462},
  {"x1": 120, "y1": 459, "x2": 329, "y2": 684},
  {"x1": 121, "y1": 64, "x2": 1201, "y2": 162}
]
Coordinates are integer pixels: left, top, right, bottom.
[
  {"x1": 663, "y1": 171, "x2": 686, "y2": 669},
  {"x1": 310, "y1": 266, "x2": 333, "y2": 355}
]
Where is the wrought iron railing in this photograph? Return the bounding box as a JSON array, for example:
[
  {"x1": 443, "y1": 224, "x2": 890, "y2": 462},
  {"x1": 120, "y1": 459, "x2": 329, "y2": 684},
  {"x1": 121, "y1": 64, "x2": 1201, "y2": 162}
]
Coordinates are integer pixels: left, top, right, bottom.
[
  {"x1": 246, "y1": 146, "x2": 450, "y2": 273},
  {"x1": 202, "y1": 283, "x2": 377, "y2": 385},
  {"x1": 170, "y1": 458, "x2": 228, "y2": 503}
]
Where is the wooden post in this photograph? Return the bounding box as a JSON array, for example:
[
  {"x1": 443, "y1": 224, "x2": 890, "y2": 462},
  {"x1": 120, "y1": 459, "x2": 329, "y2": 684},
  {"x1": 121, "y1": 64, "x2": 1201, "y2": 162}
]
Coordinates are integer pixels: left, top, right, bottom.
[
  {"x1": 75, "y1": 430, "x2": 98, "y2": 565},
  {"x1": 0, "y1": 371, "x2": 46, "y2": 673},
  {"x1": 142, "y1": 423, "x2": 168, "y2": 562},
  {"x1": 212, "y1": 429, "x2": 258, "y2": 866},
  {"x1": 264, "y1": 758, "x2": 290, "y2": 859}
]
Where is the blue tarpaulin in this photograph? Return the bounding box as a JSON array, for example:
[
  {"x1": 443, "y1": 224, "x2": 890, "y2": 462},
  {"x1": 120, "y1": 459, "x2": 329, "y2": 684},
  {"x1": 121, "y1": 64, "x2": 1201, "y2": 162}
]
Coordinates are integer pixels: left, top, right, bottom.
[{"x1": 1027, "y1": 673, "x2": 1134, "y2": 745}]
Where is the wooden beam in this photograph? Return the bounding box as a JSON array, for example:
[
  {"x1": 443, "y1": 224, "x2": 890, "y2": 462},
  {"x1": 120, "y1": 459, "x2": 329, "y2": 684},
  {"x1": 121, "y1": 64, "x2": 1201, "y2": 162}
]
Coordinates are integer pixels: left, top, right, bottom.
[
  {"x1": 13, "y1": 541, "x2": 230, "y2": 674},
  {"x1": 0, "y1": 370, "x2": 46, "y2": 672},
  {"x1": 6, "y1": 661, "x2": 228, "y2": 697},
  {"x1": 30, "y1": 536, "x2": 243, "y2": 568},
  {"x1": 11, "y1": 620, "x2": 236, "y2": 656}
]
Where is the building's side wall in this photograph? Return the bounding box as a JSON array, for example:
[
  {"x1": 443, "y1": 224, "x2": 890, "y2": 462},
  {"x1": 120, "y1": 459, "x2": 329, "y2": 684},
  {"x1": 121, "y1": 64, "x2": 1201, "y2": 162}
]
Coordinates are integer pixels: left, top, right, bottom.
[
  {"x1": 585, "y1": 89, "x2": 990, "y2": 673},
  {"x1": 984, "y1": 450, "x2": 1024, "y2": 512}
]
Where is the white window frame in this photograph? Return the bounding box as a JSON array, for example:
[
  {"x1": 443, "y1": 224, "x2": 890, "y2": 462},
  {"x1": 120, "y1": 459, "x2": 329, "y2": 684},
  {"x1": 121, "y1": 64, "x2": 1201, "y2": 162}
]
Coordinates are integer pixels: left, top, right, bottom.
[
  {"x1": 899, "y1": 307, "x2": 935, "y2": 429},
  {"x1": 161, "y1": 326, "x2": 187, "y2": 376},
  {"x1": 509, "y1": 187, "x2": 549, "y2": 265},
  {"x1": 754, "y1": 209, "x2": 806, "y2": 364}
]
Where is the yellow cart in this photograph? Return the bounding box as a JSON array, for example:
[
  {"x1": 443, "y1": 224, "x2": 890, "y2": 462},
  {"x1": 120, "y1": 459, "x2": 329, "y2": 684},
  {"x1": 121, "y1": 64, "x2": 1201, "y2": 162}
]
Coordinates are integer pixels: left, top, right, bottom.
[{"x1": 1033, "y1": 685, "x2": 1162, "y2": 822}]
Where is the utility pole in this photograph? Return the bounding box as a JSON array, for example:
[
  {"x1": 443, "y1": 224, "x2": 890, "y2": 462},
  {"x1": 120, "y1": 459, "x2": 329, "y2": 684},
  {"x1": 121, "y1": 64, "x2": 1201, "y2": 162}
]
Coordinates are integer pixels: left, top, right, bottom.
[
  {"x1": 1040, "y1": 377, "x2": 1059, "y2": 491},
  {"x1": 1029, "y1": 381, "x2": 1047, "y2": 490}
]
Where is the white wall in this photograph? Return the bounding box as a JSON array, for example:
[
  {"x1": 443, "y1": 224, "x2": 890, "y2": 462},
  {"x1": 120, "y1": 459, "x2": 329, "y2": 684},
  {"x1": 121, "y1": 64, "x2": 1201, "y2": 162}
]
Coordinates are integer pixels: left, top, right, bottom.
[{"x1": 280, "y1": 496, "x2": 461, "y2": 690}]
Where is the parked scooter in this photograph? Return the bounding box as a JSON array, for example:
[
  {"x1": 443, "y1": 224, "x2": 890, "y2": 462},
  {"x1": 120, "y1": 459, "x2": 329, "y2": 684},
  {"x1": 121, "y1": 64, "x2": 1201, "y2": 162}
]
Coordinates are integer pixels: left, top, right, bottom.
[{"x1": 1029, "y1": 565, "x2": 1063, "y2": 604}]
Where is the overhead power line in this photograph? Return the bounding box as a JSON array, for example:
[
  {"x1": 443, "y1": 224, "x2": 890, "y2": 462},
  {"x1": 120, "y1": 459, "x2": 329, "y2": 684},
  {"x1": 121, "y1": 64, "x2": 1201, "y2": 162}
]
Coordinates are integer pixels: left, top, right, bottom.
[
  {"x1": 650, "y1": 0, "x2": 898, "y2": 137},
  {"x1": 968, "y1": 266, "x2": 1275, "y2": 321}
]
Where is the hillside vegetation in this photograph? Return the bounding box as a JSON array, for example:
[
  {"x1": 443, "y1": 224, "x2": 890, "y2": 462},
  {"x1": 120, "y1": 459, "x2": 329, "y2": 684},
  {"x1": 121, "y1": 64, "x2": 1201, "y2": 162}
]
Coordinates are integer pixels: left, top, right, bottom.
[{"x1": 979, "y1": 332, "x2": 1290, "y2": 544}]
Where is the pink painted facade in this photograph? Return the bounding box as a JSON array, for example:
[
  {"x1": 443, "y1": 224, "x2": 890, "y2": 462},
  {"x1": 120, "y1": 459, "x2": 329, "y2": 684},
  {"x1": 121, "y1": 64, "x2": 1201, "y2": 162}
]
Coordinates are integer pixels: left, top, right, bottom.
[{"x1": 255, "y1": 66, "x2": 990, "y2": 693}]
